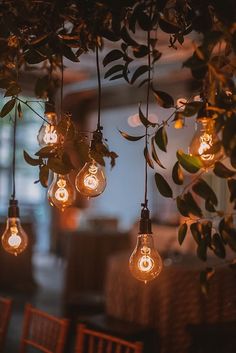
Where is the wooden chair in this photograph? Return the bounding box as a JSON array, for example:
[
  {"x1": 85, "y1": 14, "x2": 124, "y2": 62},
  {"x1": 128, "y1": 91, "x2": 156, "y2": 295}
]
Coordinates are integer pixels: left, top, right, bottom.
[
  {"x1": 0, "y1": 297, "x2": 12, "y2": 352},
  {"x1": 75, "y1": 323, "x2": 143, "y2": 353},
  {"x1": 19, "y1": 303, "x2": 69, "y2": 353}
]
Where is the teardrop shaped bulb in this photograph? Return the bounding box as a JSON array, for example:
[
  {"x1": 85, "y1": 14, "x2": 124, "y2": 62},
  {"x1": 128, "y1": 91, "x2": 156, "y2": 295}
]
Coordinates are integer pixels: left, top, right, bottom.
[
  {"x1": 47, "y1": 173, "x2": 76, "y2": 211},
  {"x1": 37, "y1": 112, "x2": 58, "y2": 147},
  {"x1": 189, "y1": 118, "x2": 223, "y2": 169},
  {"x1": 129, "y1": 234, "x2": 162, "y2": 283},
  {"x1": 1, "y1": 200, "x2": 28, "y2": 256},
  {"x1": 75, "y1": 161, "x2": 106, "y2": 197}
]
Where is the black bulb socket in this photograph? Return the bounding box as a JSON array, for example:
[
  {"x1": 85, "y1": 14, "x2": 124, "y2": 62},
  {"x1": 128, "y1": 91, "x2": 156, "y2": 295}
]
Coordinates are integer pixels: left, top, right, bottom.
[
  {"x1": 44, "y1": 100, "x2": 55, "y2": 115},
  {"x1": 91, "y1": 130, "x2": 103, "y2": 150},
  {"x1": 139, "y1": 207, "x2": 152, "y2": 234},
  {"x1": 8, "y1": 199, "x2": 20, "y2": 218}
]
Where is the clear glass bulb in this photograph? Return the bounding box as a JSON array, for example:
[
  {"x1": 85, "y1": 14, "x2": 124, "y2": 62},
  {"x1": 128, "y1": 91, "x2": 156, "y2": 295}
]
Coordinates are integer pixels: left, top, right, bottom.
[
  {"x1": 47, "y1": 173, "x2": 76, "y2": 211},
  {"x1": 1, "y1": 217, "x2": 28, "y2": 256},
  {"x1": 75, "y1": 161, "x2": 106, "y2": 197},
  {"x1": 129, "y1": 233, "x2": 162, "y2": 283},
  {"x1": 189, "y1": 117, "x2": 223, "y2": 169},
  {"x1": 37, "y1": 112, "x2": 58, "y2": 147}
]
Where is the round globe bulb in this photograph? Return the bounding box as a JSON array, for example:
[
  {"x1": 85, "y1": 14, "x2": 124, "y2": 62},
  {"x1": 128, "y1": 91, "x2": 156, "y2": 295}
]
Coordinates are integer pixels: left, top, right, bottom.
[
  {"x1": 75, "y1": 161, "x2": 106, "y2": 197},
  {"x1": 129, "y1": 233, "x2": 162, "y2": 283},
  {"x1": 47, "y1": 173, "x2": 76, "y2": 211}
]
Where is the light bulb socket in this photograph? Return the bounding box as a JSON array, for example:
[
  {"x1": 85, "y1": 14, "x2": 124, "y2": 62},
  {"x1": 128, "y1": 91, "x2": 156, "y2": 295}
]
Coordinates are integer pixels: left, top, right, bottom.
[
  {"x1": 44, "y1": 100, "x2": 55, "y2": 115},
  {"x1": 139, "y1": 207, "x2": 152, "y2": 234},
  {"x1": 8, "y1": 199, "x2": 20, "y2": 218}
]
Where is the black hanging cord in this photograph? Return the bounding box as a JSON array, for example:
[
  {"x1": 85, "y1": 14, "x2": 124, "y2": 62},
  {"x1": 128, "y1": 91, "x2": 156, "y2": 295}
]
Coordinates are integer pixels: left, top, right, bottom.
[
  {"x1": 60, "y1": 54, "x2": 64, "y2": 120},
  {"x1": 143, "y1": 5, "x2": 152, "y2": 210},
  {"x1": 95, "y1": 45, "x2": 102, "y2": 132},
  {"x1": 11, "y1": 106, "x2": 17, "y2": 200}
]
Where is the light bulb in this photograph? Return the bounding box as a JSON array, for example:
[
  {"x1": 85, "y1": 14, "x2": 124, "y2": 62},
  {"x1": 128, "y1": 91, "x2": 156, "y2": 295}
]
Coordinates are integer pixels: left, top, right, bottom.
[
  {"x1": 37, "y1": 111, "x2": 58, "y2": 147},
  {"x1": 75, "y1": 161, "x2": 106, "y2": 197},
  {"x1": 47, "y1": 173, "x2": 76, "y2": 211},
  {"x1": 189, "y1": 117, "x2": 223, "y2": 168},
  {"x1": 129, "y1": 234, "x2": 162, "y2": 283},
  {"x1": 129, "y1": 208, "x2": 162, "y2": 283},
  {"x1": 1, "y1": 200, "x2": 28, "y2": 256}
]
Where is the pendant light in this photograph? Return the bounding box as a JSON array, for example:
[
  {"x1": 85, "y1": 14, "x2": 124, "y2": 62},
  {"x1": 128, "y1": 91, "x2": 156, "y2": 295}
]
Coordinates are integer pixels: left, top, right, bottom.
[
  {"x1": 37, "y1": 100, "x2": 58, "y2": 147},
  {"x1": 1, "y1": 103, "x2": 28, "y2": 256},
  {"x1": 75, "y1": 45, "x2": 106, "y2": 197},
  {"x1": 189, "y1": 102, "x2": 223, "y2": 169},
  {"x1": 129, "y1": 8, "x2": 162, "y2": 283},
  {"x1": 47, "y1": 55, "x2": 76, "y2": 210}
]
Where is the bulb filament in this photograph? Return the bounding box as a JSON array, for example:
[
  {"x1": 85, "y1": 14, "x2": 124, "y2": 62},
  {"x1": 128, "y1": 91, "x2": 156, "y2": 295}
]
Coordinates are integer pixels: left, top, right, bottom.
[
  {"x1": 83, "y1": 164, "x2": 99, "y2": 190},
  {"x1": 138, "y1": 245, "x2": 154, "y2": 272},
  {"x1": 198, "y1": 133, "x2": 214, "y2": 161},
  {"x1": 8, "y1": 226, "x2": 22, "y2": 248},
  {"x1": 43, "y1": 125, "x2": 58, "y2": 145},
  {"x1": 55, "y1": 179, "x2": 69, "y2": 202}
]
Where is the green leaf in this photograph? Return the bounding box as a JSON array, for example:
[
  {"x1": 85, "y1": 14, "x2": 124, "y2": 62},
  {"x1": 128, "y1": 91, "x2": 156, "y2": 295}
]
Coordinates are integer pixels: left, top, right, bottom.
[
  {"x1": 39, "y1": 165, "x2": 49, "y2": 188},
  {"x1": 118, "y1": 130, "x2": 145, "y2": 141},
  {"x1": 61, "y1": 44, "x2": 78, "y2": 62},
  {"x1": 151, "y1": 137, "x2": 165, "y2": 169},
  {"x1": 103, "y1": 49, "x2": 123, "y2": 66},
  {"x1": 176, "y1": 196, "x2": 189, "y2": 217},
  {"x1": 35, "y1": 146, "x2": 57, "y2": 158},
  {"x1": 17, "y1": 102, "x2": 22, "y2": 118},
  {"x1": 182, "y1": 101, "x2": 203, "y2": 117},
  {"x1": 155, "y1": 126, "x2": 168, "y2": 152},
  {"x1": 228, "y1": 179, "x2": 236, "y2": 202},
  {"x1": 133, "y1": 45, "x2": 149, "y2": 58},
  {"x1": 178, "y1": 223, "x2": 187, "y2": 245},
  {"x1": 155, "y1": 173, "x2": 173, "y2": 198},
  {"x1": 152, "y1": 88, "x2": 174, "y2": 108},
  {"x1": 190, "y1": 222, "x2": 201, "y2": 245},
  {"x1": 4, "y1": 84, "x2": 21, "y2": 97},
  {"x1": 177, "y1": 149, "x2": 203, "y2": 173},
  {"x1": 205, "y1": 199, "x2": 216, "y2": 213},
  {"x1": 192, "y1": 178, "x2": 218, "y2": 205},
  {"x1": 130, "y1": 65, "x2": 150, "y2": 84},
  {"x1": 23, "y1": 150, "x2": 40, "y2": 166},
  {"x1": 47, "y1": 157, "x2": 72, "y2": 174},
  {"x1": 184, "y1": 192, "x2": 203, "y2": 218},
  {"x1": 139, "y1": 105, "x2": 156, "y2": 128},
  {"x1": 172, "y1": 161, "x2": 184, "y2": 185},
  {"x1": 0, "y1": 99, "x2": 16, "y2": 117},
  {"x1": 120, "y1": 26, "x2": 138, "y2": 46},
  {"x1": 144, "y1": 146, "x2": 154, "y2": 169},
  {"x1": 213, "y1": 161, "x2": 235, "y2": 178},
  {"x1": 25, "y1": 49, "x2": 46, "y2": 64},
  {"x1": 104, "y1": 65, "x2": 124, "y2": 79},
  {"x1": 212, "y1": 233, "x2": 226, "y2": 258}
]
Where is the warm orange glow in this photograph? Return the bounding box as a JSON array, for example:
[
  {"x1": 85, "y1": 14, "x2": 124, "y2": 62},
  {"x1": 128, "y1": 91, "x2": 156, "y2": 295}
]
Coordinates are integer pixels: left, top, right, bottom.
[
  {"x1": 1, "y1": 218, "x2": 28, "y2": 256},
  {"x1": 48, "y1": 174, "x2": 76, "y2": 211},
  {"x1": 75, "y1": 161, "x2": 106, "y2": 197},
  {"x1": 129, "y1": 234, "x2": 162, "y2": 283}
]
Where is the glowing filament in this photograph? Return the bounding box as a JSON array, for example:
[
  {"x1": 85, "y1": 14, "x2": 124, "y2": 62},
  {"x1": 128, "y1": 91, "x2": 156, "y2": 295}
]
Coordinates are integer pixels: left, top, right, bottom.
[
  {"x1": 83, "y1": 164, "x2": 99, "y2": 190},
  {"x1": 55, "y1": 179, "x2": 69, "y2": 202},
  {"x1": 8, "y1": 227, "x2": 22, "y2": 248},
  {"x1": 43, "y1": 125, "x2": 58, "y2": 145},
  {"x1": 138, "y1": 245, "x2": 154, "y2": 272},
  {"x1": 198, "y1": 133, "x2": 214, "y2": 161}
]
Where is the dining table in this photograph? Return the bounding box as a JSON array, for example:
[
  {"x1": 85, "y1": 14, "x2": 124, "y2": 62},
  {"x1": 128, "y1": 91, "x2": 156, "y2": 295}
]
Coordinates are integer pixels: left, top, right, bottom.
[{"x1": 105, "y1": 251, "x2": 236, "y2": 353}]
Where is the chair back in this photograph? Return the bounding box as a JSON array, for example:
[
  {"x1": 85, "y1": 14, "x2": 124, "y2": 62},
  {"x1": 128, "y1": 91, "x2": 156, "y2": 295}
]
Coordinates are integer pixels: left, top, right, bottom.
[
  {"x1": 0, "y1": 297, "x2": 12, "y2": 352},
  {"x1": 75, "y1": 324, "x2": 143, "y2": 353},
  {"x1": 20, "y1": 304, "x2": 69, "y2": 353}
]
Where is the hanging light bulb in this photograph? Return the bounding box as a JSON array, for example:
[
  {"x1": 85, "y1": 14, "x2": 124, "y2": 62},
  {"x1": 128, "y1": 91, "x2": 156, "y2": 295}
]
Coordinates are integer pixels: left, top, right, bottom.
[
  {"x1": 1, "y1": 200, "x2": 28, "y2": 256},
  {"x1": 189, "y1": 117, "x2": 223, "y2": 169},
  {"x1": 47, "y1": 173, "x2": 76, "y2": 211},
  {"x1": 37, "y1": 102, "x2": 58, "y2": 147},
  {"x1": 75, "y1": 160, "x2": 106, "y2": 198},
  {"x1": 129, "y1": 208, "x2": 162, "y2": 283}
]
